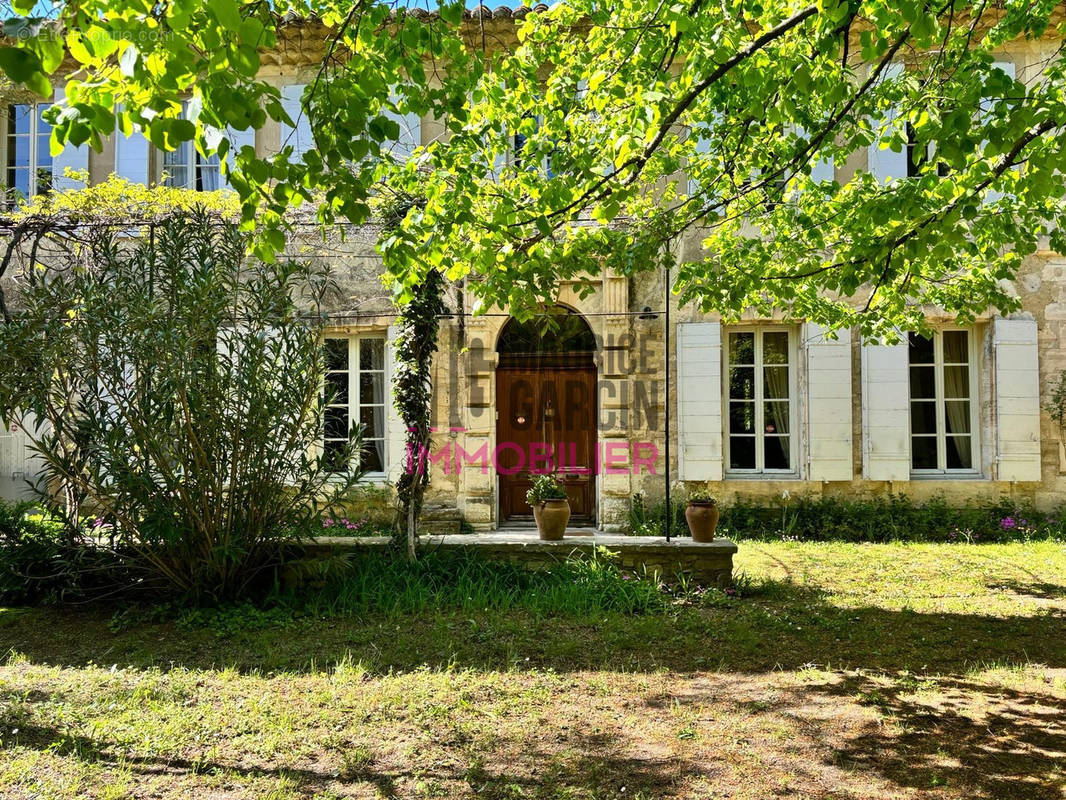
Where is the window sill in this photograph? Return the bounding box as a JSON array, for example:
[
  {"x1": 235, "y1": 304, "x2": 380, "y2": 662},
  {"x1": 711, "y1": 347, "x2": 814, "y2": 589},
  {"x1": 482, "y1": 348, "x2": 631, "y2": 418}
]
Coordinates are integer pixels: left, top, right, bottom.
[
  {"x1": 908, "y1": 472, "x2": 987, "y2": 481},
  {"x1": 723, "y1": 472, "x2": 802, "y2": 481}
]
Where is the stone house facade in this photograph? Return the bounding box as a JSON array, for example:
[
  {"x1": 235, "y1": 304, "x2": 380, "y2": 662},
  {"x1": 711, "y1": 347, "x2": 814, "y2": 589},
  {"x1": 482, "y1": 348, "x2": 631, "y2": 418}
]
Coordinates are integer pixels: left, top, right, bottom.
[{"x1": 0, "y1": 10, "x2": 1062, "y2": 529}]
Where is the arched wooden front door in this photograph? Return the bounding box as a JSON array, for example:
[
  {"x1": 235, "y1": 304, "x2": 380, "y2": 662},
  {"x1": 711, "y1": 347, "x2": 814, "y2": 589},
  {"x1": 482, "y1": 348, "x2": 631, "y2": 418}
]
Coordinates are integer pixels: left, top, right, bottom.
[{"x1": 496, "y1": 310, "x2": 597, "y2": 524}]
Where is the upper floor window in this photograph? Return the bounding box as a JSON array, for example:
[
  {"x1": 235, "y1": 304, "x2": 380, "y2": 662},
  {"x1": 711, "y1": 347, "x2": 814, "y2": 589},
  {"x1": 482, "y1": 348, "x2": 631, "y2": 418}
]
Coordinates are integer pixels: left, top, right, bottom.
[
  {"x1": 909, "y1": 329, "x2": 977, "y2": 473},
  {"x1": 5, "y1": 103, "x2": 53, "y2": 202},
  {"x1": 323, "y1": 335, "x2": 387, "y2": 476},
  {"x1": 726, "y1": 328, "x2": 795, "y2": 473}
]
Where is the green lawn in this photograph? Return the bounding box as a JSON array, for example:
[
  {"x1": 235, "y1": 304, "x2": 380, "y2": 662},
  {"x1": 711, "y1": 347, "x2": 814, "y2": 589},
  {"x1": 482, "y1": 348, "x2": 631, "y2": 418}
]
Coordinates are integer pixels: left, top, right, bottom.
[{"x1": 0, "y1": 541, "x2": 1063, "y2": 799}]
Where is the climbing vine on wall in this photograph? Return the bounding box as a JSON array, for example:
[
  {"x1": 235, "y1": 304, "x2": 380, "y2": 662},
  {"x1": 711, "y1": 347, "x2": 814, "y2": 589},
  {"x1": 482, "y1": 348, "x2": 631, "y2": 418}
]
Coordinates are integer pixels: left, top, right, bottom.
[{"x1": 391, "y1": 266, "x2": 447, "y2": 559}]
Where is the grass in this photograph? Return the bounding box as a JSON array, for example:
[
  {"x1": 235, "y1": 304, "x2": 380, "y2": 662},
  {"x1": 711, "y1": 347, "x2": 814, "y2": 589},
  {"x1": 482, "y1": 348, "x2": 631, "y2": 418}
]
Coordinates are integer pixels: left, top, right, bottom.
[{"x1": 0, "y1": 540, "x2": 1064, "y2": 799}]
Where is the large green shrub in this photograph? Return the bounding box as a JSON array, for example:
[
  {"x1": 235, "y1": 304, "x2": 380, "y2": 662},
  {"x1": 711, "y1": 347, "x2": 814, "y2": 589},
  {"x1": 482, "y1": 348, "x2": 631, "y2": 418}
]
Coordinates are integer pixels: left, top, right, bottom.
[{"x1": 0, "y1": 212, "x2": 364, "y2": 601}]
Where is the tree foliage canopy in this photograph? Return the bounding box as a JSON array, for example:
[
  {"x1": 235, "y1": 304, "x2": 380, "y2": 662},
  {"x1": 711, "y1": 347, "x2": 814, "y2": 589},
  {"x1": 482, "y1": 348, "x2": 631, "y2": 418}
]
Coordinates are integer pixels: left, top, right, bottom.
[{"x1": 2, "y1": 0, "x2": 1066, "y2": 335}]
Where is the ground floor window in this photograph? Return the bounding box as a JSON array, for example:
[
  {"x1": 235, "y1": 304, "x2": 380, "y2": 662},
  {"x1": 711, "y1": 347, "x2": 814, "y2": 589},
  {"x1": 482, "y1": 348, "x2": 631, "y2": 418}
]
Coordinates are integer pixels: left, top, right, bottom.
[
  {"x1": 323, "y1": 335, "x2": 386, "y2": 475},
  {"x1": 909, "y1": 329, "x2": 977, "y2": 473},
  {"x1": 725, "y1": 327, "x2": 795, "y2": 473}
]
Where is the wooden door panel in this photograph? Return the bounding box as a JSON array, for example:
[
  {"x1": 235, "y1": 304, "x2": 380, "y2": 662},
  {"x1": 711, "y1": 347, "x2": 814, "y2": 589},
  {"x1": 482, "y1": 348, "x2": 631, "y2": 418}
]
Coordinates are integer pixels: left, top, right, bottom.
[{"x1": 497, "y1": 366, "x2": 597, "y2": 522}]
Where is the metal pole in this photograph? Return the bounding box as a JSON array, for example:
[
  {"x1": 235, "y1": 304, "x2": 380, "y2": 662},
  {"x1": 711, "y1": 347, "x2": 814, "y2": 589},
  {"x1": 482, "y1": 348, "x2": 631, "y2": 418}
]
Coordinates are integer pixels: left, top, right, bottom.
[{"x1": 664, "y1": 264, "x2": 671, "y2": 542}]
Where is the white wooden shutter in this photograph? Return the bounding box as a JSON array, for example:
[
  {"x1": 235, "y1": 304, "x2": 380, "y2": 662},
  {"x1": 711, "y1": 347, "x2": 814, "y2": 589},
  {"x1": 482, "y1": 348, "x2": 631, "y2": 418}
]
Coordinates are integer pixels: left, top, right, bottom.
[
  {"x1": 50, "y1": 89, "x2": 89, "y2": 192},
  {"x1": 115, "y1": 112, "x2": 151, "y2": 185},
  {"x1": 994, "y1": 317, "x2": 1041, "y2": 481},
  {"x1": 804, "y1": 323, "x2": 853, "y2": 480},
  {"x1": 280, "y1": 84, "x2": 313, "y2": 159},
  {"x1": 386, "y1": 324, "x2": 406, "y2": 482},
  {"x1": 677, "y1": 321, "x2": 723, "y2": 481},
  {"x1": 0, "y1": 413, "x2": 46, "y2": 501},
  {"x1": 868, "y1": 64, "x2": 907, "y2": 183},
  {"x1": 861, "y1": 335, "x2": 910, "y2": 480}
]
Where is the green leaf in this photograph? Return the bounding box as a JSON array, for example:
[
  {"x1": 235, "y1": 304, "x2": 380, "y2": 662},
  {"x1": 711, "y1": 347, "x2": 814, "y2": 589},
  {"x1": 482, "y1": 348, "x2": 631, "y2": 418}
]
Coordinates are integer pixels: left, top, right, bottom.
[
  {"x1": 439, "y1": 1, "x2": 463, "y2": 25},
  {"x1": 0, "y1": 47, "x2": 50, "y2": 97},
  {"x1": 211, "y1": 0, "x2": 243, "y2": 31}
]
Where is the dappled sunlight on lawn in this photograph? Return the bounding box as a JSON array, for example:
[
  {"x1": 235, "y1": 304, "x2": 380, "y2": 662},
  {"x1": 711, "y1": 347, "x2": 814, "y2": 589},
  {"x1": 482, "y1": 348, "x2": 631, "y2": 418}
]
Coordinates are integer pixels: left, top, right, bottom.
[{"x1": 0, "y1": 542, "x2": 1064, "y2": 799}]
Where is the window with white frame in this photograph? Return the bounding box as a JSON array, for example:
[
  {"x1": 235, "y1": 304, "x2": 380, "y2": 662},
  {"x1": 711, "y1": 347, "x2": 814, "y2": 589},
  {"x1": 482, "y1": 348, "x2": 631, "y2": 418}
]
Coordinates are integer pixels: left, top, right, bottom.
[
  {"x1": 5, "y1": 103, "x2": 53, "y2": 203},
  {"x1": 909, "y1": 329, "x2": 978, "y2": 473},
  {"x1": 161, "y1": 103, "x2": 221, "y2": 190},
  {"x1": 323, "y1": 335, "x2": 387, "y2": 475},
  {"x1": 725, "y1": 328, "x2": 795, "y2": 473}
]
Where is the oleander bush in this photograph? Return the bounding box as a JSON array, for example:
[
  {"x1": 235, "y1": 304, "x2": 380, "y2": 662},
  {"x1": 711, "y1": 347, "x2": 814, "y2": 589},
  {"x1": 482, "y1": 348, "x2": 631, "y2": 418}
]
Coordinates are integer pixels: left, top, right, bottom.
[{"x1": 0, "y1": 211, "x2": 364, "y2": 602}]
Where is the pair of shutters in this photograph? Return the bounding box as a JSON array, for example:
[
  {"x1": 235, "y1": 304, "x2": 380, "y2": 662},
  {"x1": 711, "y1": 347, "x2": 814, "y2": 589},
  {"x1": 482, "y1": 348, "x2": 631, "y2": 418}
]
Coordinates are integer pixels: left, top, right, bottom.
[
  {"x1": 279, "y1": 84, "x2": 422, "y2": 161},
  {"x1": 860, "y1": 318, "x2": 1040, "y2": 481},
  {"x1": 677, "y1": 321, "x2": 852, "y2": 481},
  {"x1": 677, "y1": 318, "x2": 1041, "y2": 482}
]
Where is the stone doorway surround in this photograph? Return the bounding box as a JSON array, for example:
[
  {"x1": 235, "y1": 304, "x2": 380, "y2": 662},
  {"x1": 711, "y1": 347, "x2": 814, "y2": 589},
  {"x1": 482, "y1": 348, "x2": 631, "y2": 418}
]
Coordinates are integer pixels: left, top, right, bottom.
[{"x1": 456, "y1": 270, "x2": 638, "y2": 531}]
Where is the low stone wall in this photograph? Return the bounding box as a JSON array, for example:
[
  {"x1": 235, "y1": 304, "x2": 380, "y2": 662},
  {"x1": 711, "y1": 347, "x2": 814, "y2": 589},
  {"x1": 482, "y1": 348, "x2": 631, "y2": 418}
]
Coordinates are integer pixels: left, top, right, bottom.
[{"x1": 302, "y1": 533, "x2": 737, "y2": 587}]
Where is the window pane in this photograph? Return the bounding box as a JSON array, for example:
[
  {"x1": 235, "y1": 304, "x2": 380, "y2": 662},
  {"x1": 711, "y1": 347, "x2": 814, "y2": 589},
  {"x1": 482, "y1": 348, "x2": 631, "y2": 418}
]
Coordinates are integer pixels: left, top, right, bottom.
[
  {"x1": 7, "y1": 167, "x2": 28, "y2": 198},
  {"x1": 324, "y1": 339, "x2": 348, "y2": 371},
  {"x1": 911, "y1": 436, "x2": 937, "y2": 469},
  {"x1": 9, "y1": 104, "x2": 30, "y2": 135},
  {"x1": 729, "y1": 366, "x2": 754, "y2": 399},
  {"x1": 360, "y1": 441, "x2": 385, "y2": 473},
  {"x1": 910, "y1": 401, "x2": 936, "y2": 434},
  {"x1": 360, "y1": 371, "x2": 384, "y2": 404},
  {"x1": 909, "y1": 332, "x2": 934, "y2": 364},
  {"x1": 359, "y1": 405, "x2": 383, "y2": 438},
  {"x1": 943, "y1": 331, "x2": 969, "y2": 364},
  {"x1": 729, "y1": 436, "x2": 755, "y2": 470},
  {"x1": 11, "y1": 135, "x2": 29, "y2": 164},
  {"x1": 729, "y1": 332, "x2": 754, "y2": 364},
  {"x1": 36, "y1": 135, "x2": 52, "y2": 169},
  {"x1": 943, "y1": 366, "x2": 970, "y2": 399},
  {"x1": 946, "y1": 436, "x2": 973, "y2": 470},
  {"x1": 909, "y1": 366, "x2": 935, "y2": 399},
  {"x1": 324, "y1": 407, "x2": 348, "y2": 439},
  {"x1": 764, "y1": 436, "x2": 790, "y2": 470},
  {"x1": 763, "y1": 331, "x2": 788, "y2": 364},
  {"x1": 196, "y1": 154, "x2": 220, "y2": 191},
  {"x1": 360, "y1": 338, "x2": 385, "y2": 370},
  {"x1": 763, "y1": 402, "x2": 789, "y2": 434},
  {"x1": 164, "y1": 166, "x2": 188, "y2": 188},
  {"x1": 323, "y1": 439, "x2": 348, "y2": 471},
  {"x1": 763, "y1": 366, "x2": 789, "y2": 399},
  {"x1": 729, "y1": 402, "x2": 754, "y2": 434},
  {"x1": 944, "y1": 400, "x2": 971, "y2": 434},
  {"x1": 324, "y1": 372, "x2": 347, "y2": 405}
]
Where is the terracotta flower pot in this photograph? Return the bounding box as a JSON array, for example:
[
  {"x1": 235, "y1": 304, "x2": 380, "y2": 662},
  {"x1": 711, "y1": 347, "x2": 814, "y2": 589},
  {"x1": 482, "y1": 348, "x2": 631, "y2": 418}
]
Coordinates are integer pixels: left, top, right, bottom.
[
  {"x1": 685, "y1": 502, "x2": 719, "y2": 543},
  {"x1": 536, "y1": 498, "x2": 570, "y2": 540}
]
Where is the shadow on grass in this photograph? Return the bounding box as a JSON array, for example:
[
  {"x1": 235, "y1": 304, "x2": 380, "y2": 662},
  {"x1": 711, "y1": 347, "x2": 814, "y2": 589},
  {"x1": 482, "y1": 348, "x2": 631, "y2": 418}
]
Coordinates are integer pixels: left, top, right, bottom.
[
  {"x1": 708, "y1": 672, "x2": 1065, "y2": 800},
  {"x1": 0, "y1": 708, "x2": 691, "y2": 800},
  {"x1": 0, "y1": 577, "x2": 1062, "y2": 676},
  {"x1": 986, "y1": 578, "x2": 1066, "y2": 601}
]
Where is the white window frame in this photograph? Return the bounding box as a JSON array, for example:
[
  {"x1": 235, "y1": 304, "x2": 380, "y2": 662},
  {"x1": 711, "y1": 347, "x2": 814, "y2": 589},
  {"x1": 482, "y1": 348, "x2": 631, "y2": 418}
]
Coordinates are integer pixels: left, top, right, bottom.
[
  {"x1": 908, "y1": 327, "x2": 980, "y2": 476},
  {"x1": 4, "y1": 102, "x2": 53, "y2": 201},
  {"x1": 723, "y1": 326, "x2": 799, "y2": 476},
  {"x1": 322, "y1": 334, "x2": 387, "y2": 479}
]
